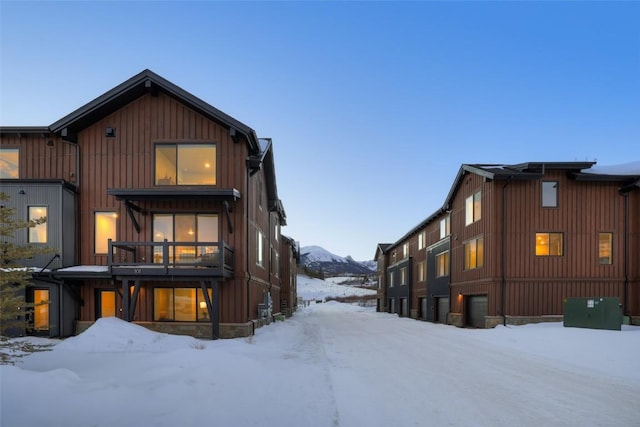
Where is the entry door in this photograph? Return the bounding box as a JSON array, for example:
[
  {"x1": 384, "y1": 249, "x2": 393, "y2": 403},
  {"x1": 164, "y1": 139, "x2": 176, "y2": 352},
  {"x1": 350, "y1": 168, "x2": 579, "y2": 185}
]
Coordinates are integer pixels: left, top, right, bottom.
[
  {"x1": 32, "y1": 289, "x2": 50, "y2": 335},
  {"x1": 97, "y1": 290, "x2": 117, "y2": 318}
]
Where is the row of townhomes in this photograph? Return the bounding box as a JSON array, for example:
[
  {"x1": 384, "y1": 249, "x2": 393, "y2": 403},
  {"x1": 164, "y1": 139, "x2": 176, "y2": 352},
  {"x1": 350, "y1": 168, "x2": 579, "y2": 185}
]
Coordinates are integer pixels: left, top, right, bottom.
[
  {"x1": 1, "y1": 69, "x2": 299, "y2": 339},
  {"x1": 375, "y1": 162, "x2": 640, "y2": 327}
]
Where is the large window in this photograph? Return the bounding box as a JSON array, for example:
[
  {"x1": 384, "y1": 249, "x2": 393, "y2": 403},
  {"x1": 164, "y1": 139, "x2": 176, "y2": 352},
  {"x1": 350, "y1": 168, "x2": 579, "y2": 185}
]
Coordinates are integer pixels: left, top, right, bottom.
[
  {"x1": 155, "y1": 143, "x2": 216, "y2": 186},
  {"x1": 0, "y1": 148, "x2": 19, "y2": 178},
  {"x1": 542, "y1": 181, "x2": 558, "y2": 207},
  {"x1": 465, "y1": 191, "x2": 482, "y2": 226},
  {"x1": 440, "y1": 216, "x2": 450, "y2": 239},
  {"x1": 436, "y1": 251, "x2": 450, "y2": 277},
  {"x1": 153, "y1": 213, "x2": 219, "y2": 263},
  {"x1": 28, "y1": 206, "x2": 47, "y2": 243},
  {"x1": 535, "y1": 233, "x2": 563, "y2": 256},
  {"x1": 153, "y1": 288, "x2": 213, "y2": 322},
  {"x1": 599, "y1": 233, "x2": 613, "y2": 265},
  {"x1": 464, "y1": 237, "x2": 484, "y2": 270},
  {"x1": 95, "y1": 212, "x2": 117, "y2": 254}
]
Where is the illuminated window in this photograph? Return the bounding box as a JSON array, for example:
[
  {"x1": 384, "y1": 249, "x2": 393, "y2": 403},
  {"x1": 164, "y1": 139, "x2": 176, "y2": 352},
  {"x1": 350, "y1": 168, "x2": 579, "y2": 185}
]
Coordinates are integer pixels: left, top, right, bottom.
[
  {"x1": 28, "y1": 206, "x2": 48, "y2": 243},
  {"x1": 440, "y1": 216, "x2": 450, "y2": 239},
  {"x1": 0, "y1": 148, "x2": 19, "y2": 178},
  {"x1": 153, "y1": 214, "x2": 218, "y2": 263},
  {"x1": 403, "y1": 243, "x2": 409, "y2": 259},
  {"x1": 542, "y1": 181, "x2": 558, "y2": 207},
  {"x1": 95, "y1": 212, "x2": 117, "y2": 254},
  {"x1": 257, "y1": 230, "x2": 264, "y2": 267},
  {"x1": 464, "y1": 237, "x2": 484, "y2": 270},
  {"x1": 154, "y1": 288, "x2": 213, "y2": 322},
  {"x1": 465, "y1": 191, "x2": 482, "y2": 226},
  {"x1": 155, "y1": 143, "x2": 216, "y2": 185},
  {"x1": 599, "y1": 233, "x2": 612, "y2": 265},
  {"x1": 33, "y1": 289, "x2": 49, "y2": 331},
  {"x1": 535, "y1": 233, "x2": 563, "y2": 256},
  {"x1": 436, "y1": 251, "x2": 450, "y2": 277},
  {"x1": 417, "y1": 261, "x2": 426, "y2": 282}
]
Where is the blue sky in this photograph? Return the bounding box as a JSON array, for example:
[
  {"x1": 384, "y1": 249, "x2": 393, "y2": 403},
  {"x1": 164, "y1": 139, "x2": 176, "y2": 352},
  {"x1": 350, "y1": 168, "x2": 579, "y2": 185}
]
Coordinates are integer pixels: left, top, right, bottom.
[{"x1": 1, "y1": 1, "x2": 639, "y2": 261}]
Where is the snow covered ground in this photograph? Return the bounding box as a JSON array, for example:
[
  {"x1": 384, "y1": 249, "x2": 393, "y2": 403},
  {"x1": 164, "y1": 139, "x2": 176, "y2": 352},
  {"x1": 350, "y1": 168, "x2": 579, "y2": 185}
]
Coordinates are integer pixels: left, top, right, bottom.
[
  {"x1": 1, "y1": 276, "x2": 639, "y2": 427},
  {"x1": 297, "y1": 274, "x2": 377, "y2": 301}
]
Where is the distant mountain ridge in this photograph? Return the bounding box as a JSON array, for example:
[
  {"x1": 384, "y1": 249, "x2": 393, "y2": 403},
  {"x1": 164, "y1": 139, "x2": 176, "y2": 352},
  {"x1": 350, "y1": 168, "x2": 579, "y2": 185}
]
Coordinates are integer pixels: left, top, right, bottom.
[{"x1": 300, "y1": 246, "x2": 375, "y2": 276}]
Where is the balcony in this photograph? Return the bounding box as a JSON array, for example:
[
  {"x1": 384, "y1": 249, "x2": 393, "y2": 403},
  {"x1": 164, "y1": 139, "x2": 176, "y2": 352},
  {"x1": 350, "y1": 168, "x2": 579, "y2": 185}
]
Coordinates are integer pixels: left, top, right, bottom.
[{"x1": 108, "y1": 240, "x2": 234, "y2": 278}]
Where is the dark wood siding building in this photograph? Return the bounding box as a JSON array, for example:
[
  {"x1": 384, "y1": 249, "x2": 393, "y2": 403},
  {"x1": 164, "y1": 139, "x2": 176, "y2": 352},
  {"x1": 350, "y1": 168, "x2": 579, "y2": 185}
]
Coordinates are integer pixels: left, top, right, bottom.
[
  {"x1": 376, "y1": 162, "x2": 640, "y2": 327},
  {"x1": 1, "y1": 70, "x2": 294, "y2": 339}
]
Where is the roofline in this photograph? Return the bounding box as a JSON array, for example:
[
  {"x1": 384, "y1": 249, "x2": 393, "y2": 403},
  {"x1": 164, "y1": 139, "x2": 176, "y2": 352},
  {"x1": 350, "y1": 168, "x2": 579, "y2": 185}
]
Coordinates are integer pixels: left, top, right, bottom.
[
  {"x1": 48, "y1": 69, "x2": 260, "y2": 153},
  {"x1": 0, "y1": 126, "x2": 52, "y2": 136}
]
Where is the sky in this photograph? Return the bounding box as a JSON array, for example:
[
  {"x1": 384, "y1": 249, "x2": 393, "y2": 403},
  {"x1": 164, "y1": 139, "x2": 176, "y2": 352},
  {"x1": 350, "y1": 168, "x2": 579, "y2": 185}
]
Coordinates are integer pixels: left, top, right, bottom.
[
  {"x1": 2, "y1": 277, "x2": 639, "y2": 426},
  {"x1": 1, "y1": 2, "x2": 639, "y2": 261}
]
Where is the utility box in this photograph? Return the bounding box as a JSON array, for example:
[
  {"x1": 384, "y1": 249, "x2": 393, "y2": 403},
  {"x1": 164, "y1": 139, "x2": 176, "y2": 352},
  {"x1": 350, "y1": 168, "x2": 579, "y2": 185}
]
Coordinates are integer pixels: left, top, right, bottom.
[{"x1": 563, "y1": 297, "x2": 622, "y2": 331}]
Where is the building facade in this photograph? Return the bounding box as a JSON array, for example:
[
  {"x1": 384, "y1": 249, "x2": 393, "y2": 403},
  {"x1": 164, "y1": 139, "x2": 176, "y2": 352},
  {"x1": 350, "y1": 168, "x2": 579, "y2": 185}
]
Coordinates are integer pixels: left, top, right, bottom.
[
  {"x1": 376, "y1": 162, "x2": 640, "y2": 327},
  {"x1": 0, "y1": 69, "x2": 296, "y2": 339}
]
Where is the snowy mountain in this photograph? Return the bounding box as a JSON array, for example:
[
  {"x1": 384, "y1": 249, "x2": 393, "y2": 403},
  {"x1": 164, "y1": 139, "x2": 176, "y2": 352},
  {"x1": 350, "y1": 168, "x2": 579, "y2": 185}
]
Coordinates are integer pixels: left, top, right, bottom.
[{"x1": 300, "y1": 246, "x2": 375, "y2": 276}]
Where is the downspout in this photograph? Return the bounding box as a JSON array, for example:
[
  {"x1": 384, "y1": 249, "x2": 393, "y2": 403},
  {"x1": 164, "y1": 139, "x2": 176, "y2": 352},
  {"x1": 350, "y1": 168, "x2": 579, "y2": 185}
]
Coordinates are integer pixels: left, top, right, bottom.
[
  {"x1": 502, "y1": 177, "x2": 512, "y2": 327},
  {"x1": 621, "y1": 191, "x2": 629, "y2": 317},
  {"x1": 246, "y1": 164, "x2": 254, "y2": 334}
]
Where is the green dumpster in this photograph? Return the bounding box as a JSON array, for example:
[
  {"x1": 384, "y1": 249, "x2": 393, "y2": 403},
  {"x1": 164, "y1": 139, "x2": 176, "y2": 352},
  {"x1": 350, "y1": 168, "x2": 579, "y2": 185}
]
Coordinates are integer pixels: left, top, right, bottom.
[{"x1": 563, "y1": 297, "x2": 622, "y2": 331}]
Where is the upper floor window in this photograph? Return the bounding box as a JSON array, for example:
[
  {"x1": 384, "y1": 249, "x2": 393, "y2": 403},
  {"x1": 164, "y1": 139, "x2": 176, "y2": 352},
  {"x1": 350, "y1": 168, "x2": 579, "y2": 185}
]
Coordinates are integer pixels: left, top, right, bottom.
[
  {"x1": 535, "y1": 232, "x2": 563, "y2": 256},
  {"x1": 436, "y1": 251, "x2": 450, "y2": 277},
  {"x1": 417, "y1": 261, "x2": 426, "y2": 282},
  {"x1": 28, "y1": 206, "x2": 47, "y2": 243},
  {"x1": 440, "y1": 216, "x2": 450, "y2": 239},
  {"x1": 400, "y1": 267, "x2": 407, "y2": 285},
  {"x1": 155, "y1": 143, "x2": 216, "y2": 186},
  {"x1": 402, "y1": 243, "x2": 409, "y2": 259},
  {"x1": 0, "y1": 148, "x2": 19, "y2": 178},
  {"x1": 95, "y1": 212, "x2": 117, "y2": 254},
  {"x1": 388, "y1": 271, "x2": 395, "y2": 288},
  {"x1": 542, "y1": 181, "x2": 558, "y2": 207},
  {"x1": 599, "y1": 233, "x2": 612, "y2": 265},
  {"x1": 465, "y1": 191, "x2": 481, "y2": 226},
  {"x1": 418, "y1": 232, "x2": 425, "y2": 250},
  {"x1": 464, "y1": 237, "x2": 484, "y2": 270}
]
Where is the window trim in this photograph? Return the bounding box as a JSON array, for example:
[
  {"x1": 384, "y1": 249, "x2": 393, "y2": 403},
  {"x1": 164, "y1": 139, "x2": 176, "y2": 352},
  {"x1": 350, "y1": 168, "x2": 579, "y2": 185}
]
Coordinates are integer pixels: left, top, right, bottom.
[
  {"x1": 465, "y1": 190, "x2": 482, "y2": 226},
  {"x1": 0, "y1": 147, "x2": 19, "y2": 179},
  {"x1": 598, "y1": 232, "x2": 613, "y2": 265},
  {"x1": 436, "y1": 251, "x2": 450, "y2": 277},
  {"x1": 95, "y1": 211, "x2": 118, "y2": 254},
  {"x1": 28, "y1": 205, "x2": 48, "y2": 243},
  {"x1": 463, "y1": 236, "x2": 484, "y2": 270},
  {"x1": 535, "y1": 232, "x2": 564, "y2": 257},
  {"x1": 541, "y1": 181, "x2": 558, "y2": 208},
  {"x1": 154, "y1": 142, "x2": 217, "y2": 186}
]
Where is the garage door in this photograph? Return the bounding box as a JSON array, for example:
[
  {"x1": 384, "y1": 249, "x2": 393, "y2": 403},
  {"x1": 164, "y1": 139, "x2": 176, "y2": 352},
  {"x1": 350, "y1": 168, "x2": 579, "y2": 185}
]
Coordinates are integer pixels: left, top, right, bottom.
[
  {"x1": 437, "y1": 297, "x2": 449, "y2": 324},
  {"x1": 467, "y1": 295, "x2": 488, "y2": 328}
]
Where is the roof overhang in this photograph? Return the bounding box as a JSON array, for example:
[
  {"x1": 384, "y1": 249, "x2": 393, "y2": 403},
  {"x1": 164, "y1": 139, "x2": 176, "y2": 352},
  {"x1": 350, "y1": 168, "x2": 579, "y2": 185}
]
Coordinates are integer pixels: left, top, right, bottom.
[{"x1": 107, "y1": 187, "x2": 241, "y2": 201}]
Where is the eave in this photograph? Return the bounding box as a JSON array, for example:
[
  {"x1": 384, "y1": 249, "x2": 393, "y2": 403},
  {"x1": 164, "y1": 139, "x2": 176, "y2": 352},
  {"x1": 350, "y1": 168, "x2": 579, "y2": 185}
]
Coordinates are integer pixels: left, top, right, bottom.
[{"x1": 107, "y1": 187, "x2": 241, "y2": 201}]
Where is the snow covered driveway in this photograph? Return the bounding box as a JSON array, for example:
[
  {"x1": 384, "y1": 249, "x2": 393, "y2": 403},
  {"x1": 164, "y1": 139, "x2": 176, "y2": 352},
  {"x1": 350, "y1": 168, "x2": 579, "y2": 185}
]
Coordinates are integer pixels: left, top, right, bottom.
[
  {"x1": 294, "y1": 303, "x2": 639, "y2": 427},
  {"x1": 2, "y1": 302, "x2": 639, "y2": 427}
]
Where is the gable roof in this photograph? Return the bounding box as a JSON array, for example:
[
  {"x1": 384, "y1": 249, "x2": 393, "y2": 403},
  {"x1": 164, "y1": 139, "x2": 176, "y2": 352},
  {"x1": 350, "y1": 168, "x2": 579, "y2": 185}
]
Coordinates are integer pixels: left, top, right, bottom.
[{"x1": 48, "y1": 69, "x2": 261, "y2": 153}]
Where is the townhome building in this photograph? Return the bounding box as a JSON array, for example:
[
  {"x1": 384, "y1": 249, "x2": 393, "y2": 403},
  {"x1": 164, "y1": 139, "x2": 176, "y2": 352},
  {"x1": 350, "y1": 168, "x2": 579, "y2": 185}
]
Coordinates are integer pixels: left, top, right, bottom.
[
  {"x1": 376, "y1": 161, "x2": 640, "y2": 327},
  {"x1": 0, "y1": 69, "x2": 295, "y2": 339}
]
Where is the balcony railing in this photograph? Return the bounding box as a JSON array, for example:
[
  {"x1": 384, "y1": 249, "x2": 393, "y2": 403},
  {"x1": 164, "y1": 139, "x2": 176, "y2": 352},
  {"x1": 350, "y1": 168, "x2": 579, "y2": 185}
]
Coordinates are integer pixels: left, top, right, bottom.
[{"x1": 107, "y1": 239, "x2": 234, "y2": 276}]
